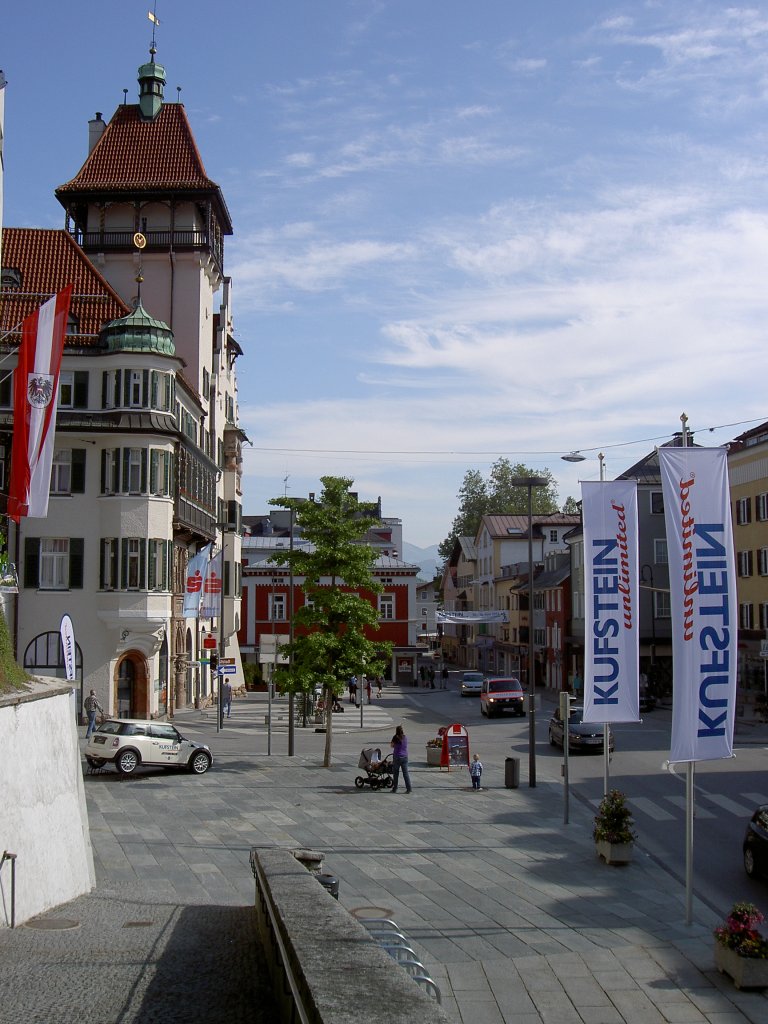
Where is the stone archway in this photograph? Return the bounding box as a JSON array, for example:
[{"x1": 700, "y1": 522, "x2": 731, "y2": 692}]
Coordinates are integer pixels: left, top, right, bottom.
[{"x1": 115, "y1": 652, "x2": 150, "y2": 719}]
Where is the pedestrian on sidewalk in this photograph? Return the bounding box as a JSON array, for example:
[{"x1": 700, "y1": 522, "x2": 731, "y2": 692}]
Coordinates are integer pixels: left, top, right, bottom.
[
  {"x1": 365, "y1": 677, "x2": 372, "y2": 703},
  {"x1": 390, "y1": 725, "x2": 412, "y2": 793},
  {"x1": 84, "y1": 689, "x2": 103, "y2": 739},
  {"x1": 441, "y1": 667, "x2": 448, "y2": 689},
  {"x1": 376, "y1": 676, "x2": 383, "y2": 698},
  {"x1": 348, "y1": 675, "x2": 358, "y2": 704},
  {"x1": 428, "y1": 666, "x2": 435, "y2": 689},
  {"x1": 223, "y1": 680, "x2": 233, "y2": 718},
  {"x1": 469, "y1": 753, "x2": 483, "y2": 790}
]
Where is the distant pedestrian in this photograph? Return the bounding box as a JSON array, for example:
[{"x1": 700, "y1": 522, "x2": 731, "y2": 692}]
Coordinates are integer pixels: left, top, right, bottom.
[
  {"x1": 389, "y1": 725, "x2": 412, "y2": 794},
  {"x1": 441, "y1": 667, "x2": 448, "y2": 689},
  {"x1": 349, "y1": 675, "x2": 358, "y2": 705},
  {"x1": 469, "y1": 753, "x2": 483, "y2": 790},
  {"x1": 428, "y1": 666, "x2": 435, "y2": 689},
  {"x1": 376, "y1": 676, "x2": 383, "y2": 698},
  {"x1": 84, "y1": 690, "x2": 103, "y2": 739},
  {"x1": 365, "y1": 677, "x2": 372, "y2": 703},
  {"x1": 419, "y1": 665, "x2": 426, "y2": 685},
  {"x1": 223, "y1": 681, "x2": 233, "y2": 718}
]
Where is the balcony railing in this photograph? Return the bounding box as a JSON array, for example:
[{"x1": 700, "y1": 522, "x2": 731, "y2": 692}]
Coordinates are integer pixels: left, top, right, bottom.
[{"x1": 68, "y1": 228, "x2": 224, "y2": 269}]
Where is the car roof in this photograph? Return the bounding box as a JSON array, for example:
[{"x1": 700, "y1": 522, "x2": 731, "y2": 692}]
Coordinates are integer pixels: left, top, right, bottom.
[{"x1": 486, "y1": 678, "x2": 521, "y2": 684}]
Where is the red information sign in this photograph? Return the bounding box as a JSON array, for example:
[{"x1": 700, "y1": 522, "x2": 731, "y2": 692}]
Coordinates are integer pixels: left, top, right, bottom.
[
  {"x1": 440, "y1": 723, "x2": 470, "y2": 771},
  {"x1": 202, "y1": 635, "x2": 217, "y2": 650}
]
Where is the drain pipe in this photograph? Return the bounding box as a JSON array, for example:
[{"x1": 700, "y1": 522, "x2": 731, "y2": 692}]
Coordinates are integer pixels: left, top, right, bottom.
[{"x1": 1, "y1": 852, "x2": 17, "y2": 928}]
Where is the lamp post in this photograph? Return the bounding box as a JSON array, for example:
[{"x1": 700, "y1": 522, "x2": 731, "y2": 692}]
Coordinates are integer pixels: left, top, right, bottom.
[{"x1": 511, "y1": 475, "x2": 548, "y2": 787}]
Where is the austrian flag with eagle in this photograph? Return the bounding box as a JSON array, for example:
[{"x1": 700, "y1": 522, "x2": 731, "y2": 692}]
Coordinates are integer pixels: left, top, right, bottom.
[{"x1": 8, "y1": 286, "x2": 73, "y2": 522}]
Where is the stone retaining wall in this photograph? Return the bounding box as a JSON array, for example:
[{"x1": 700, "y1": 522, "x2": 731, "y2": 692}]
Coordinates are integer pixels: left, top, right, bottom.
[{"x1": 251, "y1": 848, "x2": 453, "y2": 1024}]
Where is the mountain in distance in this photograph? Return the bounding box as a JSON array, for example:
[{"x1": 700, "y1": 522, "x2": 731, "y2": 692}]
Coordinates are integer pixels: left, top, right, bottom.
[{"x1": 401, "y1": 541, "x2": 441, "y2": 580}]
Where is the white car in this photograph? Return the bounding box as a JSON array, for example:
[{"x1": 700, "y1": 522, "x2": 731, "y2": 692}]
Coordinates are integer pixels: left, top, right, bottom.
[
  {"x1": 460, "y1": 671, "x2": 484, "y2": 696},
  {"x1": 84, "y1": 719, "x2": 213, "y2": 776}
]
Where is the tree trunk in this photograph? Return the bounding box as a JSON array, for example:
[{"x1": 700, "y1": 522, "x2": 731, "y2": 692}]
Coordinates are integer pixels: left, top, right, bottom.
[{"x1": 323, "y1": 684, "x2": 333, "y2": 767}]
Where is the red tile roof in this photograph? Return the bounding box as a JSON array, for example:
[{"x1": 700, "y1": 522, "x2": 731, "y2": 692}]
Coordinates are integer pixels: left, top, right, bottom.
[
  {"x1": 1, "y1": 228, "x2": 130, "y2": 348},
  {"x1": 56, "y1": 104, "x2": 232, "y2": 231}
]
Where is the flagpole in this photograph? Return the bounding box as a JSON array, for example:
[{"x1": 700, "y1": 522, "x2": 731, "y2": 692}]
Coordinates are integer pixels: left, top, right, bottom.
[
  {"x1": 599, "y1": 453, "x2": 612, "y2": 796},
  {"x1": 679, "y1": 413, "x2": 695, "y2": 926}
]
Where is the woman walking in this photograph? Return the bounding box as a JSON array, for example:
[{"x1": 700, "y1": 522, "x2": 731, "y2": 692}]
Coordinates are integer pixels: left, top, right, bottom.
[{"x1": 390, "y1": 725, "x2": 412, "y2": 794}]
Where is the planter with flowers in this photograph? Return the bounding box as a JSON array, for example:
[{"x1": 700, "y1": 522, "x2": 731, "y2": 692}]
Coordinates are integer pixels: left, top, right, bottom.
[
  {"x1": 714, "y1": 902, "x2": 768, "y2": 989},
  {"x1": 426, "y1": 737, "x2": 442, "y2": 767},
  {"x1": 593, "y1": 790, "x2": 637, "y2": 865}
]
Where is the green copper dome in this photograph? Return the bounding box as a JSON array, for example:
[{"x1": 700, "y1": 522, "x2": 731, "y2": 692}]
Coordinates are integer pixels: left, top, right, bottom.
[{"x1": 99, "y1": 301, "x2": 175, "y2": 355}]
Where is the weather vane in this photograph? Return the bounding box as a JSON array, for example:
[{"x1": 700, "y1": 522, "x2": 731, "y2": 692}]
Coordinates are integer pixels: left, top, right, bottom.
[{"x1": 148, "y1": 4, "x2": 160, "y2": 58}]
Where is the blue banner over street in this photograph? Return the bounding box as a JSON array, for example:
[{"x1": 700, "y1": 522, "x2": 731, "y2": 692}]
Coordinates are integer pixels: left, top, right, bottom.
[
  {"x1": 660, "y1": 447, "x2": 737, "y2": 764},
  {"x1": 581, "y1": 479, "x2": 639, "y2": 724}
]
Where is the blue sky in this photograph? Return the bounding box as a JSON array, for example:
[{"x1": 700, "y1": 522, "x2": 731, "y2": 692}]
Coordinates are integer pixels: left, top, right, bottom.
[{"x1": 4, "y1": 1, "x2": 768, "y2": 547}]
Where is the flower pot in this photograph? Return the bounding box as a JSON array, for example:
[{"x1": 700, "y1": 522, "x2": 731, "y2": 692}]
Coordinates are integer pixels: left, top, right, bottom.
[
  {"x1": 595, "y1": 840, "x2": 633, "y2": 865},
  {"x1": 714, "y1": 943, "x2": 768, "y2": 989},
  {"x1": 426, "y1": 746, "x2": 442, "y2": 767}
]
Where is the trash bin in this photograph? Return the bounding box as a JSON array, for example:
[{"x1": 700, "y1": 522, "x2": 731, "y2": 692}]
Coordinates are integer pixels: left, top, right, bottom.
[
  {"x1": 505, "y1": 757, "x2": 520, "y2": 789},
  {"x1": 317, "y1": 873, "x2": 339, "y2": 899}
]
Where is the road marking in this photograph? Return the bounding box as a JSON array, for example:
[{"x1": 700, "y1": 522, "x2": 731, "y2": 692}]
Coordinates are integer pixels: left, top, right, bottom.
[
  {"x1": 704, "y1": 793, "x2": 755, "y2": 817},
  {"x1": 665, "y1": 794, "x2": 716, "y2": 818},
  {"x1": 631, "y1": 796, "x2": 675, "y2": 821}
]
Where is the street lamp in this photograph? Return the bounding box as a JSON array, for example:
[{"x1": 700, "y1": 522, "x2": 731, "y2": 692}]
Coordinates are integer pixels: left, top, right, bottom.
[{"x1": 511, "y1": 475, "x2": 548, "y2": 788}]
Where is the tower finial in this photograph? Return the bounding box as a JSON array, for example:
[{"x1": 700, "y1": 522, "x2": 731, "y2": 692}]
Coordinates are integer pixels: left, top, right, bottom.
[{"x1": 148, "y1": 5, "x2": 160, "y2": 61}]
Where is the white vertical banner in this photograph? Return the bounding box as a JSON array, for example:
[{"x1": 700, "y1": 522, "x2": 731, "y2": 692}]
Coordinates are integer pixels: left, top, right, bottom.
[
  {"x1": 183, "y1": 544, "x2": 211, "y2": 619},
  {"x1": 200, "y1": 549, "x2": 223, "y2": 620},
  {"x1": 59, "y1": 613, "x2": 77, "y2": 682},
  {"x1": 581, "y1": 479, "x2": 640, "y2": 723},
  {"x1": 660, "y1": 447, "x2": 737, "y2": 763}
]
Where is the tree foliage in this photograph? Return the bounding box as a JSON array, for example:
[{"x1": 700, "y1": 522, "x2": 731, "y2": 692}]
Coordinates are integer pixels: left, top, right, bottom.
[
  {"x1": 439, "y1": 458, "x2": 560, "y2": 559},
  {"x1": 268, "y1": 476, "x2": 392, "y2": 766}
]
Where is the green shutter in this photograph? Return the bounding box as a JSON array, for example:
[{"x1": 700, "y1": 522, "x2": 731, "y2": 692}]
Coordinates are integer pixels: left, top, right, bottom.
[
  {"x1": 121, "y1": 539, "x2": 128, "y2": 587},
  {"x1": 148, "y1": 540, "x2": 157, "y2": 590},
  {"x1": 140, "y1": 540, "x2": 147, "y2": 589},
  {"x1": 140, "y1": 449, "x2": 148, "y2": 493},
  {"x1": 101, "y1": 371, "x2": 108, "y2": 409},
  {"x1": 99, "y1": 539, "x2": 106, "y2": 588},
  {"x1": 24, "y1": 537, "x2": 40, "y2": 588},
  {"x1": 149, "y1": 450, "x2": 158, "y2": 494},
  {"x1": 71, "y1": 449, "x2": 86, "y2": 493},
  {"x1": 100, "y1": 449, "x2": 107, "y2": 493},
  {"x1": 69, "y1": 538, "x2": 84, "y2": 589},
  {"x1": 73, "y1": 371, "x2": 89, "y2": 409},
  {"x1": 224, "y1": 558, "x2": 231, "y2": 597},
  {"x1": 122, "y1": 448, "x2": 130, "y2": 492},
  {"x1": 123, "y1": 370, "x2": 130, "y2": 407}
]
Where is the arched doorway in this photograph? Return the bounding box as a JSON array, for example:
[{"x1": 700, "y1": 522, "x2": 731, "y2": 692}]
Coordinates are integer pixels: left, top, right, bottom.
[
  {"x1": 23, "y1": 631, "x2": 84, "y2": 721},
  {"x1": 115, "y1": 652, "x2": 149, "y2": 718}
]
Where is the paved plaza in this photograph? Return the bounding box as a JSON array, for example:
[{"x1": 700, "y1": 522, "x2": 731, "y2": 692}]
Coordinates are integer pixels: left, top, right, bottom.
[{"x1": 2, "y1": 683, "x2": 768, "y2": 1024}]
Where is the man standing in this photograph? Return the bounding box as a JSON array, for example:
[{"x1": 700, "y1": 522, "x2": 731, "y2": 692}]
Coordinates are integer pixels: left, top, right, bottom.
[
  {"x1": 84, "y1": 689, "x2": 103, "y2": 739},
  {"x1": 223, "y1": 680, "x2": 233, "y2": 718}
]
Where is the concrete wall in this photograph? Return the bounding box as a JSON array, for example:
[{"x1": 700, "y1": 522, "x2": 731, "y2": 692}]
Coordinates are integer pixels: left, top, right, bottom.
[{"x1": 0, "y1": 679, "x2": 95, "y2": 927}]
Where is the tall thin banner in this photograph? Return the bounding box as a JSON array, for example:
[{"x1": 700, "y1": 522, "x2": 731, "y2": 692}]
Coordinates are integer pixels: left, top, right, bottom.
[
  {"x1": 183, "y1": 544, "x2": 211, "y2": 618},
  {"x1": 581, "y1": 479, "x2": 639, "y2": 723},
  {"x1": 59, "y1": 614, "x2": 77, "y2": 682},
  {"x1": 8, "y1": 286, "x2": 73, "y2": 522},
  {"x1": 660, "y1": 447, "x2": 737, "y2": 763},
  {"x1": 200, "y1": 549, "x2": 223, "y2": 619}
]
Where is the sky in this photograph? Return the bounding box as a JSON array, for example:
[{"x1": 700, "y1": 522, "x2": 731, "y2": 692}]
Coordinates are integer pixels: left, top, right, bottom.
[{"x1": 4, "y1": 1, "x2": 768, "y2": 548}]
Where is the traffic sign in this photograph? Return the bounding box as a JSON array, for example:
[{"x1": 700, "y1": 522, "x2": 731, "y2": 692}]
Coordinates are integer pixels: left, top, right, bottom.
[{"x1": 220, "y1": 658, "x2": 236, "y2": 675}]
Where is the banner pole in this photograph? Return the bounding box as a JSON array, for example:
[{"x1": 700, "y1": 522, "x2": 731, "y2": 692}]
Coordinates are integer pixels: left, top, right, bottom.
[{"x1": 680, "y1": 415, "x2": 695, "y2": 927}]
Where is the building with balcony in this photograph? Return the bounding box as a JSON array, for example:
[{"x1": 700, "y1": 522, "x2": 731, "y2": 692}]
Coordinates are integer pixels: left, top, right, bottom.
[{"x1": 0, "y1": 48, "x2": 243, "y2": 719}]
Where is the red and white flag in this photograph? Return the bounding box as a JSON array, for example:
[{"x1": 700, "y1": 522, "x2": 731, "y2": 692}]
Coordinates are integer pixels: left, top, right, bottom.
[{"x1": 8, "y1": 286, "x2": 73, "y2": 522}]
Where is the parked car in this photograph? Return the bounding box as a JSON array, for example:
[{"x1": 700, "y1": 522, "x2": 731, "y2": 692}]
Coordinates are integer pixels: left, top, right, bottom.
[
  {"x1": 84, "y1": 719, "x2": 213, "y2": 776},
  {"x1": 480, "y1": 677, "x2": 525, "y2": 717},
  {"x1": 743, "y1": 805, "x2": 768, "y2": 878},
  {"x1": 548, "y1": 705, "x2": 615, "y2": 753},
  {"x1": 460, "y1": 671, "x2": 485, "y2": 697}
]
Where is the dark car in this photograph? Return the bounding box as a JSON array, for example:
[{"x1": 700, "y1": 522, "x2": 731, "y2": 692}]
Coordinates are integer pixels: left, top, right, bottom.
[
  {"x1": 548, "y1": 705, "x2": 615, "y2": 753},
  {"x1": 743, "y1": 805, "x2": 768, "y2": 878}
]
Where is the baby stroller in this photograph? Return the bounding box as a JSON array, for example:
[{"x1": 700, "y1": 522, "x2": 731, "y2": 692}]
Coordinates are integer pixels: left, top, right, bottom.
[{"x1": 355, "y1": 747, "x2": 393, "y2": 790}]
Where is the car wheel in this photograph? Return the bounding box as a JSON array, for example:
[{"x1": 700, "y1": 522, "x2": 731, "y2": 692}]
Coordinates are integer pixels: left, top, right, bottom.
[
  {"x1": 86, "y1": 755, "x2": 105, "y2": 768},
  {"x1": 744, "y1": 845, "x2": 758, "y2": 878},
  {"x1": 354, "y1": 776, "x2": 365, "y2": 789},
  {"x1": 188, "y1": 750, "x2": 211, "y2": 775},
  {"x1": 116, "y1": 748, "x2": 140, "y2": 775}
]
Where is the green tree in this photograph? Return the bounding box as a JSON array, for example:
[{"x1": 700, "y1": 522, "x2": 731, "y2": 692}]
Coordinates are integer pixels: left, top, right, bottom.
[
  {"x1": 439, "y1": 458, "x2": 559, "y2": 558},
  {"x1": 268, "y1": 477, "x2": 392, "y2": 767},
  {"x1": 561, "y1": 494, "x2": 581, "y2": 515}
]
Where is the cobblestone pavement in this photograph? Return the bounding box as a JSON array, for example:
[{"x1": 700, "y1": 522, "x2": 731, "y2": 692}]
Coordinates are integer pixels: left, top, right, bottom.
[{"x1": 2, "y1": 685, "x2": 768, "y2": 1024}]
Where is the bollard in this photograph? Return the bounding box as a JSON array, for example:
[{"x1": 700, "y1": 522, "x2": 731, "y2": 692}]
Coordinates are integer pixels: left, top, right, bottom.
[
  {"x1": 316, "y1": 873, "x2": 339, "y2": 899},
  {"x1": 505, "y1": 757, "x2": 520, "y2": 789}
]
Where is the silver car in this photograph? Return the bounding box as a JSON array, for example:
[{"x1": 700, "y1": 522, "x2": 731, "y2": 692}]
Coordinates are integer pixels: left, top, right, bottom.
[
  {"x1": 84, "y1": 719, "x2": 213, "y2": 776},
  {"x1": 460, "y1": 671, "x2": 485, "y2": 697}
]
